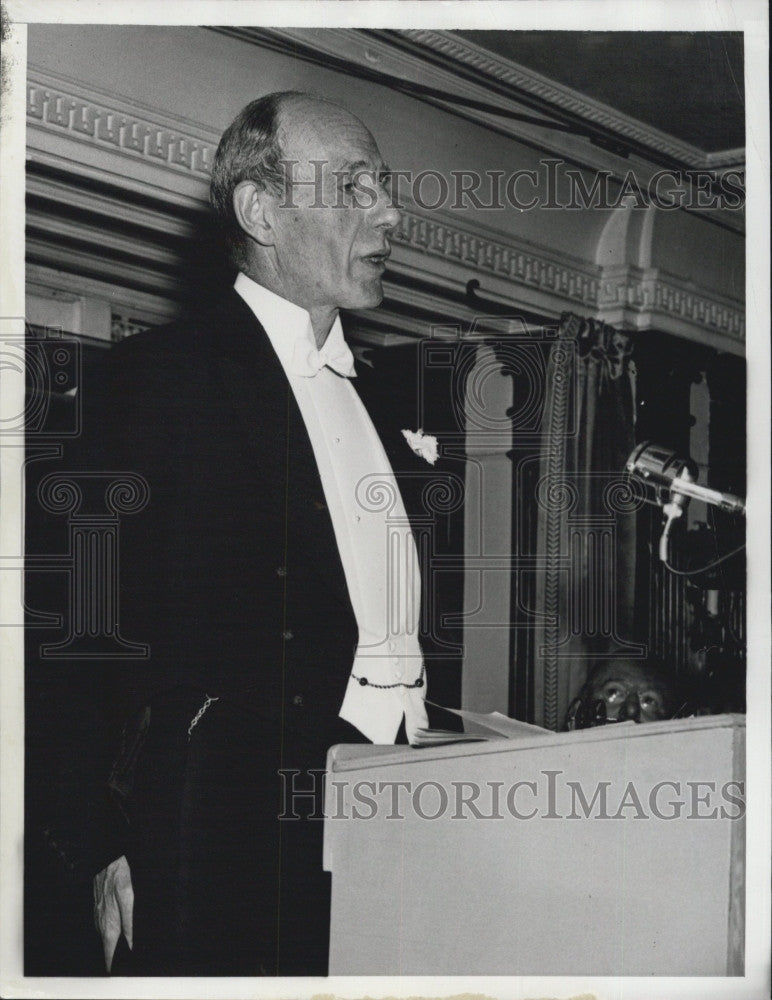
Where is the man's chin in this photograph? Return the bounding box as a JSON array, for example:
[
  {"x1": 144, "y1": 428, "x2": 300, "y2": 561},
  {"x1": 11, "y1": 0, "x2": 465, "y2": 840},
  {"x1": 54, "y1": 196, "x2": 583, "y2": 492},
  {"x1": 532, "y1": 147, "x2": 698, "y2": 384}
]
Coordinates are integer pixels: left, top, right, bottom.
[{"x1": 346, "y1": 283, "x2": 384, "y2": 311}]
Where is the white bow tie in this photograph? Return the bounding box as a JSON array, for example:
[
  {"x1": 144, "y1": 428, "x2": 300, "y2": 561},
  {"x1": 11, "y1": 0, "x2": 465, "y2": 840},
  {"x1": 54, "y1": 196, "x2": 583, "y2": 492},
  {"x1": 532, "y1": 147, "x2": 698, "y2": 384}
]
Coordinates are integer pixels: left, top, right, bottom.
[{"x1": 290, "y1": 339, "x2": 356, "y2": 378}]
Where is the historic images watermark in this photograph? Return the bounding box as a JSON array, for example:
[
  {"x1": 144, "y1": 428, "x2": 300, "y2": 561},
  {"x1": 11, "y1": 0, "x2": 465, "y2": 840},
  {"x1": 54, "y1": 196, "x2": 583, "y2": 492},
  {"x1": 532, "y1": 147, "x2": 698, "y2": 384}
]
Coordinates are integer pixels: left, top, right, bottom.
[
  {"x1": 348, "y1": 322, "x2": 647, "y2": 659},
  {"x1": 5, "y1": 320, "x2": 150, "y2": 654},
  {"x1": 14, "y1": 313, "x2": 642, "y2": 662},
  {"x1": 275, "y1": 158, "x2": 745, "y2": 212},
  {"x1": 1, "y1": 321, "x2": 81, "y2": 439},
  {"x1": 278, "y1": 768, "x2": 746, "y2": 822}
]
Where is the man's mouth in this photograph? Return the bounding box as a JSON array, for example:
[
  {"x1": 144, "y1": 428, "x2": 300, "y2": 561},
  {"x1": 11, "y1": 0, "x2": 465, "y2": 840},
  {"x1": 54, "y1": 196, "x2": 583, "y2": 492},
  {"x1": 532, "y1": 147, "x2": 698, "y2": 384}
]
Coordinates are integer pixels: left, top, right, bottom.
[{"x1": 360, "y1": 249, "x2": 391, "y2": 270}]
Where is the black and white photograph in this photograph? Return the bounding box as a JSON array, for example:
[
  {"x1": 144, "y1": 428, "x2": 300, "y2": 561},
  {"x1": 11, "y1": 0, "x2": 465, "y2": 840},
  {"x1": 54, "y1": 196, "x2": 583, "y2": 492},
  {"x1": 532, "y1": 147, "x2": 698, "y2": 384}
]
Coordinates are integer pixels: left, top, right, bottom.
[{"x1": 1, "y1": 2, "x2": 769, "y2": 998}]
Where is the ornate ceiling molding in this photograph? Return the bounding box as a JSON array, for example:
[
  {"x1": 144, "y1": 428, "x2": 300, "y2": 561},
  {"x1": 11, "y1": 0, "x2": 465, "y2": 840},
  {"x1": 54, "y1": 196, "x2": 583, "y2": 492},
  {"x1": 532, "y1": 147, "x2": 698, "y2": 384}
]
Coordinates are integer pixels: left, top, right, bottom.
[
  {"x1": 704, "y1": 148, "x2": 747, "y2": 171},
  {"x1": 218, "y1": 27, "x2": 744, "y2": 240},
  {"x1": 394, "y1": 30, "x2": 745, "y2": 172},
  {"x1": 224, "y1": 27, "x2": 745, "y2": 178},
  {"x1": 27, "y1": 68, "x2": 219, "y2": 174},
  {"x1": 396, "y1": 210, "x2": 600, "y2": 311},
  {"x1": 596, "y1": 265, "x2": 745, "y2": 351},
  {"x1": 25, "y1": 65, "x2": 744, "y2": 354},
  {"x1": 27, "y1": 67, "x2": 218, "y2": 203}
]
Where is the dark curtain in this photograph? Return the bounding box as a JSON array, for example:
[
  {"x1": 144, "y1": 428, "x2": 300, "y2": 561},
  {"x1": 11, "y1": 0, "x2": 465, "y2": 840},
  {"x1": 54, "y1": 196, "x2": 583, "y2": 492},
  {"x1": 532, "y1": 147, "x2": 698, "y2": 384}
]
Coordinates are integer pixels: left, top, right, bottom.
[{"x1": 532, "y1": 312, "x2": 639, "y2": 730}]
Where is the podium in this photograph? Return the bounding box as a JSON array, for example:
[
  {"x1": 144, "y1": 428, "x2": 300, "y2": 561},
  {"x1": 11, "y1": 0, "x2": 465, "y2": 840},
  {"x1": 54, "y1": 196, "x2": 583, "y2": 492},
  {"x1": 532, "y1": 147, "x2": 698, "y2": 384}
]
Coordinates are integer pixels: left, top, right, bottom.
[{"x1": 324, "y1": 714, "x2": 745, "y2": 976}]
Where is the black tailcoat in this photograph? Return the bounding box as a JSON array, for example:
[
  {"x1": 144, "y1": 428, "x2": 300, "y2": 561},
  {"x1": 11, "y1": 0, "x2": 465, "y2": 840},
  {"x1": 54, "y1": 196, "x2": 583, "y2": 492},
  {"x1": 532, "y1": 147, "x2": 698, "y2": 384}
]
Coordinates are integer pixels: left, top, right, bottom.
[{"x1": 100, "y1": 288, "x2": 443, "y2": 975}]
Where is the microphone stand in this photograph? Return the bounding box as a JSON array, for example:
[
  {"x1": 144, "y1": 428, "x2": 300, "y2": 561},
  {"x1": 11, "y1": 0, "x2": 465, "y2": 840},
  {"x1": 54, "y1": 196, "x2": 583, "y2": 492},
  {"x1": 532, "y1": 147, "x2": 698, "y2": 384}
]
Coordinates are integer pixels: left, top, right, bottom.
[{"x1": 659, "y1": 498, "x2": 685, "y2": 563}]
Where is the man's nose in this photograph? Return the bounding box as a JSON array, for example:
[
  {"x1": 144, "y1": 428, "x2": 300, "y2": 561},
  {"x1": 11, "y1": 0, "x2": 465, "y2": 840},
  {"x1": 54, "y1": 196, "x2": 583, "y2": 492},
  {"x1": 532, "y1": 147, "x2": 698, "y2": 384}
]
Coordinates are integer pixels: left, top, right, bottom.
[
  {"x1": 619, "y1": 692, "x2": 642, "y2": 722},
  {"x1": 372, "y1": 188, "x2": 401, "y2": 233}
]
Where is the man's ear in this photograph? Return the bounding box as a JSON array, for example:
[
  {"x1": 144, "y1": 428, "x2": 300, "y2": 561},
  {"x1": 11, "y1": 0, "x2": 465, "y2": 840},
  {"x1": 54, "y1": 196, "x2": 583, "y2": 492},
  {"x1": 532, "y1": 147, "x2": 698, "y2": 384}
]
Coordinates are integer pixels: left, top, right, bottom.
[{"x1": 232, "y1": 180, "x2": 277, "y2": 247}]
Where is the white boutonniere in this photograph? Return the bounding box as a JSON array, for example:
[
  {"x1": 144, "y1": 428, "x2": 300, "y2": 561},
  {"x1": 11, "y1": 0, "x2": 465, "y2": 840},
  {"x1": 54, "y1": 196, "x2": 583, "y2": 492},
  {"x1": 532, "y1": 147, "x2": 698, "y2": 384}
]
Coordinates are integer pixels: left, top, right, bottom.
[{"x1": 401, "y1": 428, "x2": 439, "y2": 465}]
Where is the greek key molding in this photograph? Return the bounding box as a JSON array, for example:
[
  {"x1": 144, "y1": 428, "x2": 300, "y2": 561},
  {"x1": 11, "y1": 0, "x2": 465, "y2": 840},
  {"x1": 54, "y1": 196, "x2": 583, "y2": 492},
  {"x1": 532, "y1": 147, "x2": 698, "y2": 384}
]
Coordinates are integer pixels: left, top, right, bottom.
[
  {"x1": 24, "y1": 68, "x2": 603, "y2": 312},
  {"x1": 27, "y1": 67, "x2": 219, "y2": 181},
  {"x1": 26, "y1": 67, "x2": 744, "y2": 349},
  {"x1": 399, "y1": 31, "x2": 745, "y2": 171},
  {"x1": 397, "y1": 210, "x2": 600, "y2": 309},
  {"x1": 597, "y1": 266, "x2": 745, "y2": 343},
  {"x1": 652, "y1": 277, "x2": 745, "y2": 340}
]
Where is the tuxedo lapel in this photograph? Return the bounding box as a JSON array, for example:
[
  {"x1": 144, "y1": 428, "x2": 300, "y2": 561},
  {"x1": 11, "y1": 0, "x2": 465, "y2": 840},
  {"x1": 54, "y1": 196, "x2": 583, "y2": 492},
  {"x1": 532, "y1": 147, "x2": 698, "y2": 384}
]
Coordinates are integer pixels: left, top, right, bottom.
[
  {"x1": 205, "y1": 289, "x2": 352, "y2": 608},
  {"x1": 208, "y1": 289, "x2": 290, "y2": 455}
]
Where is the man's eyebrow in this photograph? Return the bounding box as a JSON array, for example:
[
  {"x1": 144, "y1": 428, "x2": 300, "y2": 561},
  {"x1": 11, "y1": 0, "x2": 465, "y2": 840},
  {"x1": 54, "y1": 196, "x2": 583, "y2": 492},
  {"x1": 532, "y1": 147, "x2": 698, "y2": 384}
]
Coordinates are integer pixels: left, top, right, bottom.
[{"x1": 336, "y1": 160, "x2": 391, "y2": 176}]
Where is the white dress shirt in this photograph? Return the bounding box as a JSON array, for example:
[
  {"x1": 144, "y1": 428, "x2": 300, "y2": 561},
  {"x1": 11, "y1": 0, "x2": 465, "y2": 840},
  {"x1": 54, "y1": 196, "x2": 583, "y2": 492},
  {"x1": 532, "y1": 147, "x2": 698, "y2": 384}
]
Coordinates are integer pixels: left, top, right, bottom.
[{"x1": 234, "y1": 273, "x2": 428, "y2": 743}]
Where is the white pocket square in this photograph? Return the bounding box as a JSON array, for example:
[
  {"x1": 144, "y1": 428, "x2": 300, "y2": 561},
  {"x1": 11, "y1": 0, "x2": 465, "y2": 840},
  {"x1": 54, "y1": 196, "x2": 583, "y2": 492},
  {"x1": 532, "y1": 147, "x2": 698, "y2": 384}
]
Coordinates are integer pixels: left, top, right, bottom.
[{"x1": 401, "y1": 428, "x2": 439, "y2": 465}]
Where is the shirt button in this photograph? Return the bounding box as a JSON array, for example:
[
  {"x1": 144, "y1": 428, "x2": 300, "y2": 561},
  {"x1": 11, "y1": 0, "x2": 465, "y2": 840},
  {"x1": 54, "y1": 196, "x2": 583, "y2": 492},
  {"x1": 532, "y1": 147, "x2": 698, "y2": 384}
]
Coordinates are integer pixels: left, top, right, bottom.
[
  {"x1": 282, "y1": 630, "x2": 293, "y2": 641},
  {"x1": 276, "y1": 566, "x2": 287, "y2": 577},
  {"x1": 355, "y1": 514, "x2": 361, "y2": 522},
  {"x1": 293, "y1": 694, "x2": 303, "y2": 706},
  {"x1": 394, "y1": 669, "x2": 403, "y2": 679},
  {"x1": 392, "y1": 657, "x2": 400, "y2": 666},
  {"x1": 388, "y1": 641, "x2": 397, "y2": 652}
]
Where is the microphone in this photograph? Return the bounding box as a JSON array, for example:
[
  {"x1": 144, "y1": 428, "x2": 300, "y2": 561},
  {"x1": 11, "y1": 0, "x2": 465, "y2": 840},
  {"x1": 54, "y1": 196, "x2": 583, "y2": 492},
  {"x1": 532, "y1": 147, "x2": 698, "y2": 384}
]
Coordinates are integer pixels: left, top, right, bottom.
[
  {"x1": 626, "y1": 442, "x2": 745, "y2": 516},
  {"x1": 626, "y1": 442, "x2": 745, "y2": 565}
]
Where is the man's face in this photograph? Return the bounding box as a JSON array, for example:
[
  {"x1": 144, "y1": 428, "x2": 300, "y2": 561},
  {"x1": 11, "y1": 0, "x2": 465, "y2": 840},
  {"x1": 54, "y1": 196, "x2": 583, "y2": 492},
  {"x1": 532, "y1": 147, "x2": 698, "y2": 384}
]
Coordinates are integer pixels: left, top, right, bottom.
[
  {"x1": 587, "y1": 660, "x2": 677, "y2": 724},
  {"x1": 266, "y1": 100, "x2": 400, "y2": 318}
]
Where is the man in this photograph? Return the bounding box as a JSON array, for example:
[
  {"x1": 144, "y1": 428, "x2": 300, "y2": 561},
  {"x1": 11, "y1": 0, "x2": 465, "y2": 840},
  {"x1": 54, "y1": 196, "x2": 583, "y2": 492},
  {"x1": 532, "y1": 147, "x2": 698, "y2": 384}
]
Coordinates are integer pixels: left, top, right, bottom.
[
  {"x1": 92, "y1": 91, "x2": 432, "y2": 976},
  {"x1": 565, "y1": 656, "x2": 688, "y2": 729}
]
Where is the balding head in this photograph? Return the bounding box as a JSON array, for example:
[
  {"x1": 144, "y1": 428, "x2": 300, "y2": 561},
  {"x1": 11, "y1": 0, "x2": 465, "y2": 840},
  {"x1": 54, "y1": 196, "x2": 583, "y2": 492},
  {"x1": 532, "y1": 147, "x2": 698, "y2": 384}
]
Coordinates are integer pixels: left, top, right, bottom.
[
  {"x1": 211, "y1": 90, "x2": 400, "y2": 342},
  {"x1": 210, "y1": 92, "x2": 376, "y2": 268}
]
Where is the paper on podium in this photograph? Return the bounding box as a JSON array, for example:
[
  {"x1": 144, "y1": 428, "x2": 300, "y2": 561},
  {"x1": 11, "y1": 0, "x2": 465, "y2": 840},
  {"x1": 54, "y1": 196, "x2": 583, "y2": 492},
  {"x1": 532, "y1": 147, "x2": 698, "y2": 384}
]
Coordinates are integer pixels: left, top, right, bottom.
[{"x1": 412, "y1": 702, "x2": 549, "y2": 746}]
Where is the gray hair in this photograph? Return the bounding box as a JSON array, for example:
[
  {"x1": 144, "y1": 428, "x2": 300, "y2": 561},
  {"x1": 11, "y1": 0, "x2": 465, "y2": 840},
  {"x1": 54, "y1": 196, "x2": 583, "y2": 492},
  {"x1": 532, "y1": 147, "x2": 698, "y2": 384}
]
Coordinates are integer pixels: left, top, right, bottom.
[{"x1": 210, "y1": 91, "x2": 305, "y2": 267}]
